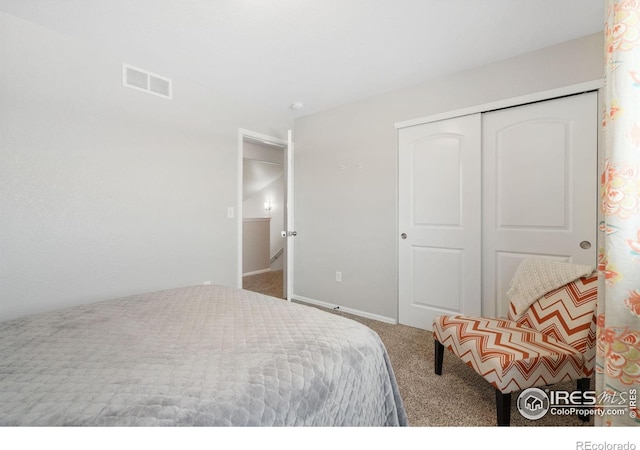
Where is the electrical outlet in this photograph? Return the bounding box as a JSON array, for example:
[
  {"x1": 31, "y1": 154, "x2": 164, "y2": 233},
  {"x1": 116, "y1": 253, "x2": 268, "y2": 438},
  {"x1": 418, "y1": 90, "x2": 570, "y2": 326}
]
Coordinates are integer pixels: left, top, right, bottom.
[
  {"x1": 335, "y1": 271, "x2": 342, "y2": 282},
  {"x1": 227, "y1": 207, "x2": 234, "y2": 219},
  {"x1": 203, "y1": 281, "x2": 212, "y2": 285}
]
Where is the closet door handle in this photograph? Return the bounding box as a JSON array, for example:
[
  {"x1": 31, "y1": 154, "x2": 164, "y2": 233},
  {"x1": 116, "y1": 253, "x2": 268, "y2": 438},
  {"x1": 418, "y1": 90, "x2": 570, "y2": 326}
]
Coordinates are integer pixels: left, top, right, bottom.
[
  {"x1": 580, "y1": 241, "x2": 591, "y2": 249},
  {"x1": 401, "y1": 233, "x2": 407, "y2": 240}
]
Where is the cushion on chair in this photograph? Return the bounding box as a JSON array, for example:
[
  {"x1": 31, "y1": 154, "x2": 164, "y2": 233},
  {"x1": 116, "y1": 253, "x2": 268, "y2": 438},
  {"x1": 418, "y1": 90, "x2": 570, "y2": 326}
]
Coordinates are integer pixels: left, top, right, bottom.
[
  {"x1": 506, "y1": 259, "x2": 594, "y2": 319},
  {"x1": 433, "y1": 315, "x2": 586, "y2": 394}
]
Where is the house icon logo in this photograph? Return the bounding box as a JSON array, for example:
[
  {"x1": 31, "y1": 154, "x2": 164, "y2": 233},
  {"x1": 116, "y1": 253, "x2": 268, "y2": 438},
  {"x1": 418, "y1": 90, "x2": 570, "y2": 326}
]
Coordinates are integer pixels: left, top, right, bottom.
[{"x1": 517, "y1": 388, "x2": 550, "y2": 420}]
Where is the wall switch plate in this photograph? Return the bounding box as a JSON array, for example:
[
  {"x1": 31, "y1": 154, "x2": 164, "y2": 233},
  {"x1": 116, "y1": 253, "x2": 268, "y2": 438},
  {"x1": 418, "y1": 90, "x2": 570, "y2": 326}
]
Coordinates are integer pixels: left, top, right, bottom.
[
  {"x1": 336, "y1": 271, "x2": 342, "y2": 282},
  {"x1": 227, "y1": 207, "x2": 234, "y2": 218}
]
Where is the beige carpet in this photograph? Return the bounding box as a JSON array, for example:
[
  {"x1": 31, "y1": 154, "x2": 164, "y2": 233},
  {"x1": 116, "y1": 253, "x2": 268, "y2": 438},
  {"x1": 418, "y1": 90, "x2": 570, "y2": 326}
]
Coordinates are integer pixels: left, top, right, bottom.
[
  {"x1": 322, "y1": 307, "x2": 595, "y2": 427},
  {"x1": 242, "y1": 273, "x2": 593, "y2": 427},
  {"x1": 243, "y1": 270, "x2": 285, "y2": 299}
]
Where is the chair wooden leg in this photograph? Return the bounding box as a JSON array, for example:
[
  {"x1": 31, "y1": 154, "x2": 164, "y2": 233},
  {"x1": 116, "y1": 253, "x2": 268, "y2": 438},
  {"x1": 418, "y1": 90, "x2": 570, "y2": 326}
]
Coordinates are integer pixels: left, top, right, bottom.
[
  {"x1": 577, "y1": 377, "x2": 591, "y2": 422},
  {"x1": 495, "y1": 390, "x2": 511, "y2": 426},
  {"x1": 434, "y1": 340, "x2": 444, "y2": 375}
]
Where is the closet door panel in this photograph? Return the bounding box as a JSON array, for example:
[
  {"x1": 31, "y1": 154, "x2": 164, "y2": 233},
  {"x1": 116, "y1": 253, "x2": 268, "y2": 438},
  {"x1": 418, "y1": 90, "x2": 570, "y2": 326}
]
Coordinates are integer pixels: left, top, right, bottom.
[
  {"x1": 412, "y1": 135, "x2": 462, "y2": 226},
  {"x1": 495, "y1": 122, "x2": 567, "y2": 228},
  {"x1": 398, "y1": 114, "x2": 481, "y2": 330},
  {"x1": 482, "y1": 92, "x2": 598, "y2": 318},
  {"x1": 411, "y1": 247, "x2": 462, "y2": 311}
]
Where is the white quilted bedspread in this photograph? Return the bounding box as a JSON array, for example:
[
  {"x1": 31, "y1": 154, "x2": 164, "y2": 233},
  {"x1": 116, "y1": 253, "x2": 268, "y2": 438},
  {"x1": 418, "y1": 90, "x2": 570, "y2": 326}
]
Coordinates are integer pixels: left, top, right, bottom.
[{"x1": 0, "y1": 285, "x2": 407, "y2": 426}]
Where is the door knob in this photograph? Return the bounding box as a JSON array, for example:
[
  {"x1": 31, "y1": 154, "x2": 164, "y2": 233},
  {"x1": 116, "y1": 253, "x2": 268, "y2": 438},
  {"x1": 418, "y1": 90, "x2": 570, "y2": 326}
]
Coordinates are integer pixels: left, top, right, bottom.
[
  {"x1": 282, "y1": 231, "x2": 297, "y2": 237},
  {"x1": 580, "y1": 241, "x2": 591, "y2": 249},
  {"x1": 401, "y1": 233, "x2": 407, "y2": 239}
]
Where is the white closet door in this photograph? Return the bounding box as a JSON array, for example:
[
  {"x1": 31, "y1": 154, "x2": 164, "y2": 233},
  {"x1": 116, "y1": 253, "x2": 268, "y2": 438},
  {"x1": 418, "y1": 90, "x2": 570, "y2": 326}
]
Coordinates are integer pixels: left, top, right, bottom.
[
  {"x1": 482, "y1": 92, "x2": 598, "y2": 318},
  {"x1": 398, "y1": 114, "x2": 482, "y2": 330}
]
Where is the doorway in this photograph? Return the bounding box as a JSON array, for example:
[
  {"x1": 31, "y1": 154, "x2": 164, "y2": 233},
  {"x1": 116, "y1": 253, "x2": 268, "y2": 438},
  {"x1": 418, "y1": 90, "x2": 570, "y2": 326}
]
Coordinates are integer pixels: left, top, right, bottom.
[{"x1": 238, "y1": 129, "x2": 288, "y2": 299}]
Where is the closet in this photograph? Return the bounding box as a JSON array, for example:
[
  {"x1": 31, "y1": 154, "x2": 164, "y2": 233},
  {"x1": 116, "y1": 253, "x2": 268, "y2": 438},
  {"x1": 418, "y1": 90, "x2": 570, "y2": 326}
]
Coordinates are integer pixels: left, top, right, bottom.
[{"x1": 397, "y1": 91, "x2": 598, "y2": 330}]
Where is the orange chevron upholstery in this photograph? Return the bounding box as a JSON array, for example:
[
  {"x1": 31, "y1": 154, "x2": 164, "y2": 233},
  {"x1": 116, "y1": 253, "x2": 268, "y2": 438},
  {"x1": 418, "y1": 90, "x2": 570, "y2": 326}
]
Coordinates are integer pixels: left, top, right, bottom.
[
  {"x1": 510, "y1": 274, "x2": 598, "y2": 376},
  {"x1": 432, "y1": 273, "x2": 598, "y2": 425},
  {"x1": 433, "y1": 315, "x2": 587, "y2": 393}
]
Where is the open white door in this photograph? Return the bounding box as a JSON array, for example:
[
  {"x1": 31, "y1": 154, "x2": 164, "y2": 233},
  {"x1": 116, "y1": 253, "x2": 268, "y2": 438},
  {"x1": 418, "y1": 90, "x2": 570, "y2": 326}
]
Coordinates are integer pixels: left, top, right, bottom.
[{"x1": 283, "y1": 130, "x2": 295, "y2": 301}]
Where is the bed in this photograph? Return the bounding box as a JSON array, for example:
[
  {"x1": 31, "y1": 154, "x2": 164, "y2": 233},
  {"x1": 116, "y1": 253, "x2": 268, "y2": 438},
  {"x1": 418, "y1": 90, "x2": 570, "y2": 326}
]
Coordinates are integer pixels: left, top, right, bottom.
[{"x1": 0, "y1": 285, "x2": 408, "y2": 426}]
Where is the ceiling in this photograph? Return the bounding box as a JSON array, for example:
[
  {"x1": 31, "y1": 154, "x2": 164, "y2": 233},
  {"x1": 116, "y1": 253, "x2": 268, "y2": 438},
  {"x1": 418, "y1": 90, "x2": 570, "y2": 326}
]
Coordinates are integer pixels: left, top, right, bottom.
[{"x1": 0, "y1": 0, "x2": 605, "y2": 118}]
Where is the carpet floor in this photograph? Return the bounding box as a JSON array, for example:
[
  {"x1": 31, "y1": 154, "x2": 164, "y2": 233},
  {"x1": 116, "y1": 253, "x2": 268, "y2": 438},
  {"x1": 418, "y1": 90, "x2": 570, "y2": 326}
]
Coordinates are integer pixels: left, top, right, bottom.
[
  {"x1": 325, "y1": 308, "x2": 594, "y2": 427},
  {"x1": 243, "y1": 270, "x2": 285, "y2": 299},
  {"x1": 242, "y1": 271, "x2": 594, "y2": 427}
]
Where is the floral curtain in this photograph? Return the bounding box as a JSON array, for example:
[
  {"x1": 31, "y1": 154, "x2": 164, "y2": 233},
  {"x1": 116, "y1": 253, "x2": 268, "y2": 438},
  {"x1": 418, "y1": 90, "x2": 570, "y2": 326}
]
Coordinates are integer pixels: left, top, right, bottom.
[{"x1": 596, "y1": 0, "x2": 640, "y2": 427}]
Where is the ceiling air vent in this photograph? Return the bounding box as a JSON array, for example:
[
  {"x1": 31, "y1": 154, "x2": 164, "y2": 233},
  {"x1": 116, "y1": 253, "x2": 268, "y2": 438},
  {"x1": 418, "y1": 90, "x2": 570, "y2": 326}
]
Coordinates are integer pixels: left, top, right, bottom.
[{"x1": 122, "y1": 63, "x2": 172, "y2": 99}]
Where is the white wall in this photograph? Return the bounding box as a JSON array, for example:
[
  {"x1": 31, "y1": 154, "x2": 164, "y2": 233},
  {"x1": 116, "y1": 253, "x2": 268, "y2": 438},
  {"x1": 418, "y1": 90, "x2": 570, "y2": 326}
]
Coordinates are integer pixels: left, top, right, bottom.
[
  {"x1": 243, "y1": 175, "x2": 286, "y2": 269},
  {"x1": 293, "y1": 33, "x2": 604, "y2": 321},
  {"x1": 0, "y1": 12, "x2": 292, "y2": 321},
  {"x1": 242, "y1": 218, "x2": 271, "y2": 274}
]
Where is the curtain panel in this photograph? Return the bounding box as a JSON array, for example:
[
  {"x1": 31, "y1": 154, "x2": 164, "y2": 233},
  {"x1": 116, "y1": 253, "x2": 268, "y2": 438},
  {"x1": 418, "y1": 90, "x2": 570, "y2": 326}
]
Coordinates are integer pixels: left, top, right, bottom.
[{"x1": 597, "y1": 0, "x2": 640, "y2": 427}]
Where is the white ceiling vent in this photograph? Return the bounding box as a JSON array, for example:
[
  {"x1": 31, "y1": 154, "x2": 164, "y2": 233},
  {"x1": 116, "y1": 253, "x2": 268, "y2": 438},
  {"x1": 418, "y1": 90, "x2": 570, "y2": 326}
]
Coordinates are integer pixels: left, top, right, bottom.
[{"x1": 122, "y1": 63, "x2": 172, "y2": 99}]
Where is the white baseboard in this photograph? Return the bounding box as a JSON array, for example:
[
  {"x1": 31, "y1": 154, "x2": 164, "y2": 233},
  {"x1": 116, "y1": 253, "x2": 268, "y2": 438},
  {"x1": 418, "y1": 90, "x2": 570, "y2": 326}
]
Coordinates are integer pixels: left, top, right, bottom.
[
  {"x1": 242, "y1": 268, "x2": 271, "y2": 277},
  {"x1": 292, "y1": 295, "x2": 397, "y2": 325}
]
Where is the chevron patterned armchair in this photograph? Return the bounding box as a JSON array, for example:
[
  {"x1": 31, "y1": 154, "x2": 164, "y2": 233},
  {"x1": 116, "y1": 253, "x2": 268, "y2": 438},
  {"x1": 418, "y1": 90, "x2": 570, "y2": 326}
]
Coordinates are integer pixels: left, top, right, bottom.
[{"x1": 432, "y1": 271, "x2": 598, "y2": 426}]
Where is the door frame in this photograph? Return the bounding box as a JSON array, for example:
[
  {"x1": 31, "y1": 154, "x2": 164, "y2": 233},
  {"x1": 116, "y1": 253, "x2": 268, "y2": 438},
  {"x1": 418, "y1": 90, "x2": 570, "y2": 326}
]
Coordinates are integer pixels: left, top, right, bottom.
[
  {"x1": 237, "y1": 128, "x2": 290, "y2": 297},
  {"x1": 394, "y1": 80, "x2": 603, "y2": 130}
]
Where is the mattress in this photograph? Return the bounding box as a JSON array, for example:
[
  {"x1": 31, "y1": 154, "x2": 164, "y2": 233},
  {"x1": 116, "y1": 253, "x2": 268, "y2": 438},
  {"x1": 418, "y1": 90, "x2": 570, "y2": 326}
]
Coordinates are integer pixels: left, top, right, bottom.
[{"x1": 0, "y1": 285, "x2": 408, "y2": 426}]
